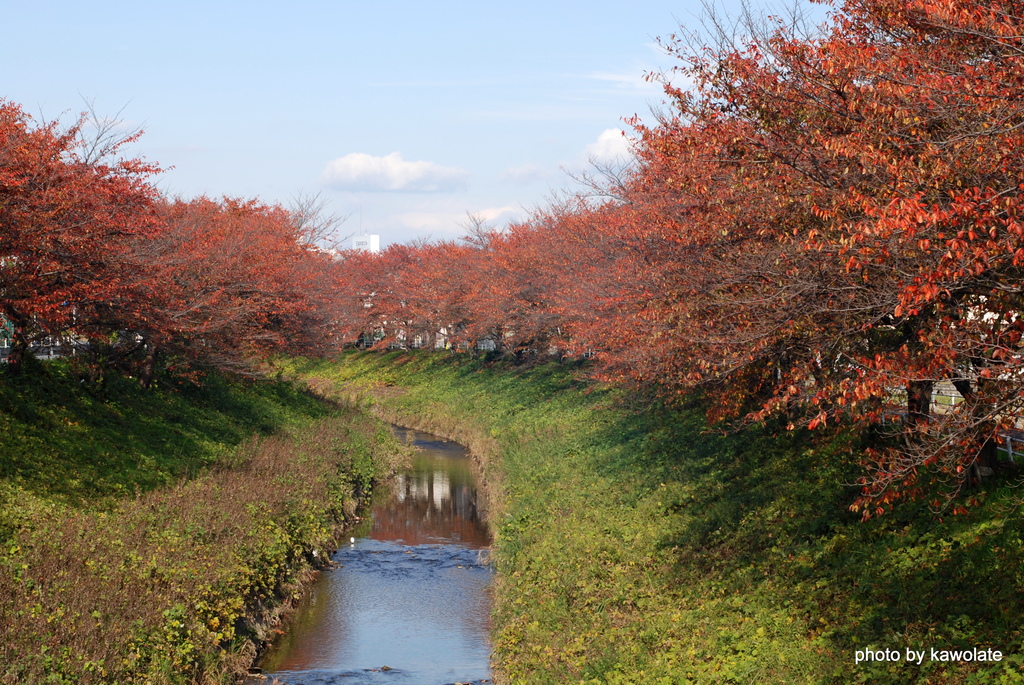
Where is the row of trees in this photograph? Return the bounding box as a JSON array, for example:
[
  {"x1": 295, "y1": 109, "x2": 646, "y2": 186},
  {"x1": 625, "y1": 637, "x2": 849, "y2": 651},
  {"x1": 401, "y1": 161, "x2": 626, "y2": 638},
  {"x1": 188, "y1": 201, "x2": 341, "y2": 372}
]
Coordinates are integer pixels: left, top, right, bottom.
[
  {"x1": 7, "y1": 0, "x2": 1022, "y2": 512},
  {"x1": 0, "y1": 101, "x2": 344, "y2": 384},
  {"x1": 332, "y1": 0, "x2": 1024, "y2": 514}
]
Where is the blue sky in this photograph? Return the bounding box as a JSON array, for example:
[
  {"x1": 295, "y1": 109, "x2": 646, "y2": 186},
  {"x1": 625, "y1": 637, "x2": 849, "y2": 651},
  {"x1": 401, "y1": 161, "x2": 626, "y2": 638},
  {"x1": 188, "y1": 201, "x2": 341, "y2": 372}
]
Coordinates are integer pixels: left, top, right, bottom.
[{"x1": 2, "y1": 0, "x2": 816, "y2": 246}]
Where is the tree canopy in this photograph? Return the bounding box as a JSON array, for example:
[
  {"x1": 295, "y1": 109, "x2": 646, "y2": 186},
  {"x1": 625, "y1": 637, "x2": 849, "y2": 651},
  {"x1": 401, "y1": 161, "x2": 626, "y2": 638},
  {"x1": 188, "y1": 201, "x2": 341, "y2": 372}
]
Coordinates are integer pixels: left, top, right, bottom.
[{"x1": 329, "y1": 0, "x2": 1024, "y2": 514}]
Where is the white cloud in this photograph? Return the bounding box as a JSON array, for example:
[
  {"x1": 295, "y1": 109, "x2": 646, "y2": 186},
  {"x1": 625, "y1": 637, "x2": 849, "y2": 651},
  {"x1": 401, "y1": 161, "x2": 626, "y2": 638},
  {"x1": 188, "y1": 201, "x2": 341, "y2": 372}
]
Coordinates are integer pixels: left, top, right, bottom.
[
  {"x1": 584, "y1": 129, "x2": 633, "y2": 164},
  {"x1": 320, "y1": 152, "x2": 469, "y2": 193},
  {"x1": 477, "y1": 205, "x2": 518, "y2": 221},
  {"x1": 502, "y1": 163, "x2": 549, "y2": 184}
]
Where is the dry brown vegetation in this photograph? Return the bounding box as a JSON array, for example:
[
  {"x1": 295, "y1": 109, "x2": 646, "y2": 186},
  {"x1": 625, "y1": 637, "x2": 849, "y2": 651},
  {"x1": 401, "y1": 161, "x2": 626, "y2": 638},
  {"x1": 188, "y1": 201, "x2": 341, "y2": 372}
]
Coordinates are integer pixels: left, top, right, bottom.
[{"x1": 0, "y1": 410, "x2": 404, "y2": 684}]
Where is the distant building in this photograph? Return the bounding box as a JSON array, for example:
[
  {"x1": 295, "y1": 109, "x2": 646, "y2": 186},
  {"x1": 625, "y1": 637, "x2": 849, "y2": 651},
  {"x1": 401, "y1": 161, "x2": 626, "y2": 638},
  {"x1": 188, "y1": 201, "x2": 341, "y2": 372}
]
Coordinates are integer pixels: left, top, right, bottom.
[{"x1": 352, "y1": 234, "x2": 381, "y2": 253}]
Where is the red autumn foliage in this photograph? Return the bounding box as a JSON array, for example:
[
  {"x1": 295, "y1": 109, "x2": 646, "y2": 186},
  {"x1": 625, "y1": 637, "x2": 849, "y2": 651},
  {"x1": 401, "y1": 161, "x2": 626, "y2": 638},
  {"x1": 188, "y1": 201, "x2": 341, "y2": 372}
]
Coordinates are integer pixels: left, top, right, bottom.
[
  {"x1": 135, "y1": 196, "x2": 342, "y2": 375},
  {"x1": 0, "y1": 101, "x2": 344, "y2": 382},
  {"x1": 0, "y1": 100, "x2": 161, "y2": 371},
  {"x1": 5, "y1": 0, "x2": 1024, "y2": 513},
  {"x1": 334, "y1": 0, "x2": 1024, "y2": 513}
]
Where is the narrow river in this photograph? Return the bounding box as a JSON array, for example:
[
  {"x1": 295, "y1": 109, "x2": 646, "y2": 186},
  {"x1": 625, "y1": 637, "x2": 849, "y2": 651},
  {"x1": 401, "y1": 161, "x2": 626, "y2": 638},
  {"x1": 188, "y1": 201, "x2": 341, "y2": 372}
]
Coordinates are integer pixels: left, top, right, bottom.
[{"x1": 257, "y1": 426, "x2": 493, "y2": 685}]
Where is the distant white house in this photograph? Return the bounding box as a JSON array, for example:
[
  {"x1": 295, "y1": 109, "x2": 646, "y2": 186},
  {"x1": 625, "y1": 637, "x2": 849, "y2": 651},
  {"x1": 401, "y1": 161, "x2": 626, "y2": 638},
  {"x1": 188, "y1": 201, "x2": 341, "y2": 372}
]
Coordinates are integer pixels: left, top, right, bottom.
[{"x1": 352, "y1": 234, "x2": 381, "y2": 253}]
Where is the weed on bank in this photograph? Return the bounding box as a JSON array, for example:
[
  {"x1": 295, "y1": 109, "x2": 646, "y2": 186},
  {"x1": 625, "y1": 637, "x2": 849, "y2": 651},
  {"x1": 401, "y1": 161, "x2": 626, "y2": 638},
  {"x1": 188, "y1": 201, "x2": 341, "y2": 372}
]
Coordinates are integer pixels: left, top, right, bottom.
[
  {"x1": 0, "y1": 362, "x2": 403, "y2": 683},
  {"x1": 286, "y1": 352, "x2": 1024, "y2": 684}
]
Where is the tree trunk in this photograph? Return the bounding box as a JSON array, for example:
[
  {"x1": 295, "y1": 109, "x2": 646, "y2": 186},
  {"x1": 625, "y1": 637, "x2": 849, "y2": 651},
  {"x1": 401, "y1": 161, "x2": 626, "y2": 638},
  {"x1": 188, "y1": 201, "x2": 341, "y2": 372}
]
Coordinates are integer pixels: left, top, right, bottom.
[
  {"x1": 5, "y1": 331, "x2": 27, "y2": 375},
  {"x1": 907, "y1": 379, "x2": 934, "y2": 424},
  {"x1": 977, "y1": 438, "x2": 999, "y2": 471},
  {"x1": 4, "y1": 309, "x2": 31, "y2": 375},
  {"x1": 139, "y1": 343, "x2": 158, "y2": 389},
  {"x1": 950, "y1": 376, "x2": 999, "y2": 479},
  {"x1": 951, "y1": 378, "x2": 973, "y2": 401}
]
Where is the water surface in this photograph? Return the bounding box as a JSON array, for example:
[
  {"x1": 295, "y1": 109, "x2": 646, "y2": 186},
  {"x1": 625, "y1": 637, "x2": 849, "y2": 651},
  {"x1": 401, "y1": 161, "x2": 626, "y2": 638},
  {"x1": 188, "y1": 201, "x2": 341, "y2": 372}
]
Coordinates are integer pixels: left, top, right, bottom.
[{"x1": 259, "y1": 426, "x2": 492, "y2": 685}]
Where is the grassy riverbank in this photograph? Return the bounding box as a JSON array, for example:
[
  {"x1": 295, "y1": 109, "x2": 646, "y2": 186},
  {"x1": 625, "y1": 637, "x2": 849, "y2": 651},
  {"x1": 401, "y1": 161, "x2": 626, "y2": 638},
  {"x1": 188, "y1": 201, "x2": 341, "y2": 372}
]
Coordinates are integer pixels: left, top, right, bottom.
[
  {"x1": 0, "y1": 361, "x2": 403, "y2": 684},
  {"x1": 284, "y1": 351, "x2": 1024, "y2": 685}
]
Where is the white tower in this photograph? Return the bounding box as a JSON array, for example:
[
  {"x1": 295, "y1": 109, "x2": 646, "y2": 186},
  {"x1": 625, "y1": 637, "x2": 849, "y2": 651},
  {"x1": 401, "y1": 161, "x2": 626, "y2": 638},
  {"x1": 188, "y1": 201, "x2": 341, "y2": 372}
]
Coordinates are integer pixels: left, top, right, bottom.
[{"x1": 352, "y1": 234, "x2": 381, "y2": 253}]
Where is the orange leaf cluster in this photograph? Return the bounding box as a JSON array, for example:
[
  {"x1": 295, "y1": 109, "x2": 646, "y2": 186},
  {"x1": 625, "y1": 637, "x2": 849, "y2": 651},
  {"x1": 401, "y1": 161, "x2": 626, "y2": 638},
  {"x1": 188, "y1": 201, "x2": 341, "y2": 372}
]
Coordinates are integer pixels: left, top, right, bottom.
[
  {"x1": 332, "y1": 0, "x2": 1024, "y2": 513},
  {"x1": 0, "y1": 102, "x2": 343, "y2": 382}
]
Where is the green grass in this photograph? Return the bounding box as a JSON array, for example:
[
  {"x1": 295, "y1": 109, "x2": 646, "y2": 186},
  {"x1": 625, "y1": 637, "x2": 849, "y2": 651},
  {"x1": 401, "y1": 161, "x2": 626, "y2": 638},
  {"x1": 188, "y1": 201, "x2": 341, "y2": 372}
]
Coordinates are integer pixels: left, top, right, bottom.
[
  {"x1": 0, "y1": 359, "x2": 332, "y2": 508},
  {"x1": 0, "y1": 360, "x2": 404, "y2": 684},
  {"x1": 285, "y1": 351, "x2": 1024, "y2": 684}
]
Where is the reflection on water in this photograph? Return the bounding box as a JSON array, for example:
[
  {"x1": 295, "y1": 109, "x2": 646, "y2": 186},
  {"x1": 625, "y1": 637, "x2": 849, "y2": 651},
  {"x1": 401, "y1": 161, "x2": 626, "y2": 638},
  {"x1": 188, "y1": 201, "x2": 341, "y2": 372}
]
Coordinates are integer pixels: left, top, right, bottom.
[
  {"x1": 259, "y1": 427, "x2": 492, "y2": 685},
  {"x1": 376, "y1": 429, "x2": 489, "y2": 549}
]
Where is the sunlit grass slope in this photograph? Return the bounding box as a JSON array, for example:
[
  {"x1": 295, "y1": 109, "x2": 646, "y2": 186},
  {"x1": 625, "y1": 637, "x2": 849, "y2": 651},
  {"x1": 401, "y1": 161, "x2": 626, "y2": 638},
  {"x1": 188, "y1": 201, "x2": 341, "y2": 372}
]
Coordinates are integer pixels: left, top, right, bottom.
[
  {"x1": 0, "y1": 359, "x2": 334, "y2": 508},
  {"x1": 287, "y1": 351, "x2": 1024, "y2": 685}
]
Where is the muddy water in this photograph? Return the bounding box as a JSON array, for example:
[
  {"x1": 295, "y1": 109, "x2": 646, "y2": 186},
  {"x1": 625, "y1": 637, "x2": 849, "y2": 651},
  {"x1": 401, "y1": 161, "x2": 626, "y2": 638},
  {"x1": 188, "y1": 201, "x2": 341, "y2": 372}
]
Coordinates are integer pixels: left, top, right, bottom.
[{"x1": 258, "y1": 426, "x2": 492, "y2": 685}]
